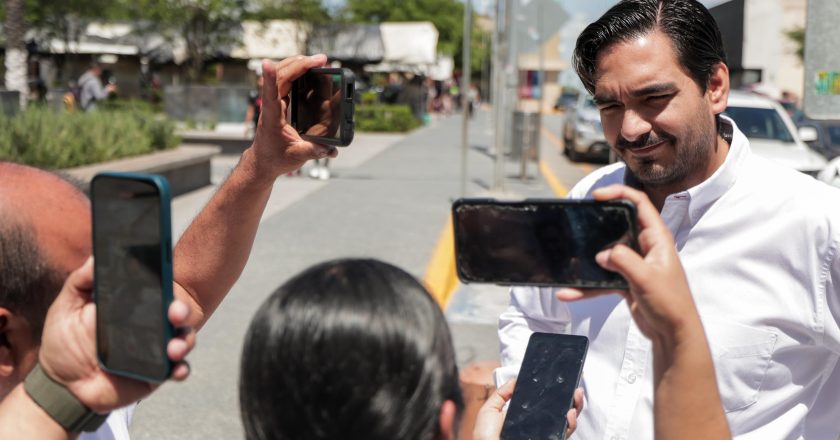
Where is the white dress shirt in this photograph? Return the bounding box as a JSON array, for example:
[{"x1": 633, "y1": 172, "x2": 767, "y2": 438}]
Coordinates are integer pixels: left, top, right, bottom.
[{"x1": 497, "y1": 120, "x2": 840, "y2": 440}]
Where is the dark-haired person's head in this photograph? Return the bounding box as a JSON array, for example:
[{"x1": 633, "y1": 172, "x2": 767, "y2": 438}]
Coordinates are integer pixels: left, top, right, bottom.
[
  {"x1": 239, "y1": 258, "x2": 463, "y2": 440},
  {"x1": 572, "y1": 0, "x2": 731, "y2": 190},
  {"x1": 0, "y1": 162, "x2": 91, "y2": 398}
]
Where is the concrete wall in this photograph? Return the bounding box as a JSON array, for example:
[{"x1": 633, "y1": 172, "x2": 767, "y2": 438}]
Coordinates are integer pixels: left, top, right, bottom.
[{"x1": 743, "y1": 0, "x2": 805, "y2": 98}]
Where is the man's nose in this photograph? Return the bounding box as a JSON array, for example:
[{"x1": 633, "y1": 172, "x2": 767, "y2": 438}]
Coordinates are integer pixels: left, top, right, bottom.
[{"x1": 620, "y1": 110, "x2": 652, "y2": 143}]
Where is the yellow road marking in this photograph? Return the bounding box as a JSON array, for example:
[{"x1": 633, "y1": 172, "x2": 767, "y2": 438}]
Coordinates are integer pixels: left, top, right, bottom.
[
  {"x1": 422, "y1": 215, "x2": 459, "y2": 309},
  {"x1": 539, "y1": 160, "x2": 569, "y2": 197}
]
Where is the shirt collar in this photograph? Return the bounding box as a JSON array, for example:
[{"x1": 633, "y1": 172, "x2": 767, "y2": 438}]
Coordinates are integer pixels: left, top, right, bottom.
[{"x1": 622, "y1": 116, "x2": 751, "y2": 222}]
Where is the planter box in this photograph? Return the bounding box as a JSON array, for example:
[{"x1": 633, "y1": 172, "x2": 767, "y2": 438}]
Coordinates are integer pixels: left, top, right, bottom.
[{"x1": 64, "y1": 144, "x2": 221, "y2": 197}]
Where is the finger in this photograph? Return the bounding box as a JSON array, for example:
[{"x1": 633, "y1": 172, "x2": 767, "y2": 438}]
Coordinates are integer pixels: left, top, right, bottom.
[
  {"x1": 327, "y1": 147, "x2": 338, "y2": 158},
  {"x1": 483, "y1": 379, "x2": 516, "y2": 412},
  {"x1": 555, "y1": 287, "x2": 622, "y2": 301},
  {"x1": 566, "y1": 407, "x2": 577, "y2": 437},
  {"x1": 573, "y1": 387, "x2": 584, "y2": 414},
  {"x1": 54, "y1": 257, "x2": 95, "y2": 310},
  {"x1": 169, "y1": 361, "x2": 190, "y2": 381},
  {"x1": 591, "y1": 185, "x2": 668, "y2": 235},
  {"x1": 167, "y1": 300, "x2": 191, "y2": 327},
  {"x1": 276, "y1": 54, "x2": 328, "y2": 98},
  {"x1": 596, "y1": 244, "x2": 647, "y2": 287}
]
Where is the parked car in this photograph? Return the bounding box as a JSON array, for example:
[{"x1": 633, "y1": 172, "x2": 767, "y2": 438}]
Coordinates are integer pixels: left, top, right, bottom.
[
  {"x1": 553, "y1": 89, "x2": 579, "y2": 112},
  {"x1": 795, "y1": 118, "x2": 840, "y2": 160},
  {"x1": 562, "y1": 94, "x2": 610, "y2": 162},
  {"x1": 723, "y1": 91, "x2": 826, "y2": 177},
  {"x1": 818, "y1": 156, "x2": 840, "y2": 188}
]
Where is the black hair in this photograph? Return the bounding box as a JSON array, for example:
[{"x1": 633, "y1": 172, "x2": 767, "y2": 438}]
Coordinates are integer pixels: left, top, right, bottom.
[
  {"x1": 239, "y1": 258, "x2": 463, "y2": 440},
  {"x1": 573, "y1": 0, "x2": 726, "y2": 95},
  {"x1": 0, "y1": 212, "x2": 64, "y2": 340}
]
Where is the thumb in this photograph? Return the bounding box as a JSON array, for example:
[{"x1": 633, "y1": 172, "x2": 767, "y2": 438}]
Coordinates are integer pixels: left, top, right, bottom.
[
  {"x1": 261, "y1": 59, "x2": 280, "y2": 122},
  {"x1": 485, "y1": 379, "x2": 516, "y2": 412},
  {"x1": 57, "y1": 257, "x2": 94, "y2": 307}
]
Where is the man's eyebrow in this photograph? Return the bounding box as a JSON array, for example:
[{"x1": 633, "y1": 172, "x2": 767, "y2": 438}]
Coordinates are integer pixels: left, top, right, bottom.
[
  {"x1": 593, "y1": 94, "x2": 617, "y2": 106},
  {"x1": 630, "y1": 82, "x2": 677, "y2": 97}
]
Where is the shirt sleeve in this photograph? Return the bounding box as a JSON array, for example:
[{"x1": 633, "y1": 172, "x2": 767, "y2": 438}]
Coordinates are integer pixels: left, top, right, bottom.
[
  {"x1": 825, "y1": 236, "x2": 840, "y2": 355},
  {"x1": 495, "y1": 286, "x2": 573, "y2": 386}
]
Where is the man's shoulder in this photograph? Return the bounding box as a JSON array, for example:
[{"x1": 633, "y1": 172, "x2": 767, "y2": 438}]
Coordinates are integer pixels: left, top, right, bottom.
[
  {"x1": 568, "y1": 162, "x2": 626, "y2": 199},
  {"x1": 740, "y1": 153, "x2": 840, "y2": 219}
]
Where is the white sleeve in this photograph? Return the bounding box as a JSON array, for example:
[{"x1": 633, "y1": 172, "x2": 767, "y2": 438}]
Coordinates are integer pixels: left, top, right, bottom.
[
  {"x1": 495, "y1": 286, "x2": 573, "y2": 386},
  {"x1": 825, "y1": 236, "x2": 840, "y2": 355}
]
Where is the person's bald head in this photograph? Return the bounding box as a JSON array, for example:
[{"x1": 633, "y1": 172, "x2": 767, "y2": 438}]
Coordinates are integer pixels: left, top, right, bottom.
[{"x1": 0, "y1": 162, "x2": 91, "y2": 339}]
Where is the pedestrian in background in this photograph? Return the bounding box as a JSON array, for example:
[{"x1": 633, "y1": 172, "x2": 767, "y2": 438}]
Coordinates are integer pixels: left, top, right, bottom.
[{"x1": 77, "y1": 61, "x2": 116, "y2": 111}]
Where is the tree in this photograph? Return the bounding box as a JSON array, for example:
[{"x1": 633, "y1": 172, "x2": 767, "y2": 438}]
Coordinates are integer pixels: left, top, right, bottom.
[
  {"x1": 245, "y1": 0, "x2": 331, "y2": 23},
  {"x1": 785, "y1": 26, "x2": 805, "y2": 64},
  {"x1": 341, "y1": 0, "x2": 465, "y2": 55},
  {"x1": 4, "y1": 0, "x2": 28, "y2": 106},
  {"x1": 118, "y1": 0, "x2": 246, "y2": 83}
]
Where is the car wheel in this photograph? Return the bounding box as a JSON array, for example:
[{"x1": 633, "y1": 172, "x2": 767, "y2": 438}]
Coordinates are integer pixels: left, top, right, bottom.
[{"x1": 567, "y1": 135, "x2": 581, "y2": 162}]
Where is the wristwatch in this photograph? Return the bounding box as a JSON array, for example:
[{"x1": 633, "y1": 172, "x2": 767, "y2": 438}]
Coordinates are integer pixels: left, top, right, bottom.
[{"x1": 23, "y1": 363, "x2": 110, "y2": 432}]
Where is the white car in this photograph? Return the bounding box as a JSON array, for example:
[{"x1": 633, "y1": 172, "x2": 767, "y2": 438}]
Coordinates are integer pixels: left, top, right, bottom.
[
  {"x1": 818, "y1": 156, "x2": 840, "y2": 188},
  {"x1": 723, "y1": 91, "x2": 827, "y2": 176},
  {"x1": 562, "y1": 94, "x2": 610, "y2": 162}
]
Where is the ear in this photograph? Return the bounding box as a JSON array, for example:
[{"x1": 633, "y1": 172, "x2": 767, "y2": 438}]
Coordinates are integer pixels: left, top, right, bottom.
[
  {"x1": 706, "y1": 63, "x2": 730, "y2": 115},
  {"x1": 437, "y1": 399, "x2": 457, "y2": 440},
  {"x1": 0, "y1": 309, "x2": 36, "y2": 378}
]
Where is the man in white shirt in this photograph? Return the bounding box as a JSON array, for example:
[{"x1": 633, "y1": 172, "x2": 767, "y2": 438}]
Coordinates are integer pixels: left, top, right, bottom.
[
  {"x1": 0, "y1": 55, "x2": 338, "y2": 439},
  {"x1": 497, "y1": 1, "x2": 840, "y2": 439}
]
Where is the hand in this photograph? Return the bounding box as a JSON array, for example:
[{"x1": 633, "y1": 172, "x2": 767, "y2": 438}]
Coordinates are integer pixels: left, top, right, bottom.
[
  {"x1": 473, "y1": 380, "x2": 584, "y2": 440},
  {"x1": 38, "y1": 258, "x2": 196, "y2": 414},
  {"x1": 249, "y1": 55, "x2": 339, "y2": 180},
  {"x1": 555, "y1": 185, "x2": 699, "y2": 344}
]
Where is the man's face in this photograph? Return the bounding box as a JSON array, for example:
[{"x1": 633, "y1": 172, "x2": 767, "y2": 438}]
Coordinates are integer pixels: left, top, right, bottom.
[{"x1": 593, "y1": 31, "x2": 719, "y2": 187}]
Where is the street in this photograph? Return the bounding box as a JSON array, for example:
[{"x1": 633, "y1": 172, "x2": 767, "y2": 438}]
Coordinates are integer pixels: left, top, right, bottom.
[{"x1": 130, "y1": 109, "x2": 601, "y2": 439}]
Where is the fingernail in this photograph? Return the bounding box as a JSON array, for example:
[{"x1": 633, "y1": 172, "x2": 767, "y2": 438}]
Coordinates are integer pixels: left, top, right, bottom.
[{"x1": 595, "y1": 249, "x2": 610, "y2": 266}]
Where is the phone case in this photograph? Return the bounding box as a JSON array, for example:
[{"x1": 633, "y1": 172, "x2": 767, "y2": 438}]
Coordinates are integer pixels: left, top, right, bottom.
[
  {"x1": 91, "y1": 171, "x2": 174, "y2": 383},
  {"x1": 291, "y1": 67, "x2": 355, "y2": 147},
  {"x1": 451, "y1": 197, "x2": 639, "y2": 289}
]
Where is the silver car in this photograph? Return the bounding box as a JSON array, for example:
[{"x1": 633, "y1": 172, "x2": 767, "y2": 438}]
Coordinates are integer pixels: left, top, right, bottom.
[
  {"x1": 562, "y1": 94, "x2": 610, "y2": 162},
  {"x1": 723, "y1": 91, "x2": 827, "y2": 177}
]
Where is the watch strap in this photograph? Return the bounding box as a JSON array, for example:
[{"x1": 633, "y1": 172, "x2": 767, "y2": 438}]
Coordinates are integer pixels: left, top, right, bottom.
[{"x1": 23, "y1": 363, "x2": 110, "y2": 432}]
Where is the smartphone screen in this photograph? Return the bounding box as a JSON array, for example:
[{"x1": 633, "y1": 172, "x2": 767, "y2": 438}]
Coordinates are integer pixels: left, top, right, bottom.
[
  {"x1": 91, "y1": 174, "x2": 172, "y2": 382},
  {"x1": 501, "y1": 333, "x2": 588, "y2": 440},
  {"x1": 293, "y1": 70, "x2": 344, "y2": 141},
  {"x1": 452, "y1": 199, "x2": 638, "y2": 288}
]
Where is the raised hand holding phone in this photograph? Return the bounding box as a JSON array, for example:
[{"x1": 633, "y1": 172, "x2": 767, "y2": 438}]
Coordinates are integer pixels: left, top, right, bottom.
[
  {"x1": 249, "y1": 56, "x2": 339, "y2": 180},
  {"x1": 555, "y1": 184, "x2": 731, "y2": 440}
]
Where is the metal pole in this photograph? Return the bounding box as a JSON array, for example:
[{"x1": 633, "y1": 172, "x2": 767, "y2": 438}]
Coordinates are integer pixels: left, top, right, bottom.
[
  {"x1": 493, "y1": 0, "x2": 513, "y2": 191},
  {"x1": 460, "y1": 0, "x2": 473, "y2": 197}
]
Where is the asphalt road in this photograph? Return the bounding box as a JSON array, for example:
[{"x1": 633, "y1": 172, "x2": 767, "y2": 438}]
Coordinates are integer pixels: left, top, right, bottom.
[{"x1": 130, "y1": 109, "x2": 599, "y2": 439}]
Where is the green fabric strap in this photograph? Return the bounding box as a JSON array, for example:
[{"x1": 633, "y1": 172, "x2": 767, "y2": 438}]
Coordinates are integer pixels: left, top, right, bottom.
[{"x1": 23, "y1": 363, "x2": 110, "y2": 432}]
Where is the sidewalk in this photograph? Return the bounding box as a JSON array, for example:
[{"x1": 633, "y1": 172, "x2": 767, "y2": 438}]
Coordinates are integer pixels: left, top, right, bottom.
[{"x1": 130, "y1": 110, "x2": 559, "y2": 439}]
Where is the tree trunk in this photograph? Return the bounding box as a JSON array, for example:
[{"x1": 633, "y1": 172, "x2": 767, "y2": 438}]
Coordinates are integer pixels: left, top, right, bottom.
[{"x1": 4, "y1": 0, "x2": 29, "y2": 108}]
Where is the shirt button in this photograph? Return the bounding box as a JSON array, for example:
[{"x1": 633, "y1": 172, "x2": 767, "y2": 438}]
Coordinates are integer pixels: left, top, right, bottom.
[{"x1": 627, "y1": 374, "x2": 637, "y2": 384}]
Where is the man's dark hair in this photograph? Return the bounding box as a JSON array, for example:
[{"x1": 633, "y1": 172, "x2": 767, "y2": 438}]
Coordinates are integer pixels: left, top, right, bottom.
[
  {"x1": 0, "y1": 213, "x2": 64, "y2": 341},
  {"x1": 239, "y1": 258, "x2": 463, "y2": 440},
  {"x1": 573, "y1": 0, "x2": 727, "y2": 95}
]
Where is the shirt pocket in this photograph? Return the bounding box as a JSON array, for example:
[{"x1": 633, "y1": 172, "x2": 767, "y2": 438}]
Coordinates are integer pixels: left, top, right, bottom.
[{"x1": 702, "y1": 317, "x2": 779, "y2": 412}]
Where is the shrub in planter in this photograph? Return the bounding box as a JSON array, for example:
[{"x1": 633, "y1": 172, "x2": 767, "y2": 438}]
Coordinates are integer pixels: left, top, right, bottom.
[
  {"x1": 355, "y1": 104, "x2": 421, "y2": 133},
  {"x1": 0, "y1": 106, "x2": 179, "y2": 169}
]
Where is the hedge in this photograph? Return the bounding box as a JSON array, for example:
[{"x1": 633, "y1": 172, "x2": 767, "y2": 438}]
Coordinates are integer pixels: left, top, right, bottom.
[
  {"x1": 355, "y1": 104, "x2": 421, "y2": 133},
  {"x1": 0, "y1": 106, "x2": 179, "y2": 169}
]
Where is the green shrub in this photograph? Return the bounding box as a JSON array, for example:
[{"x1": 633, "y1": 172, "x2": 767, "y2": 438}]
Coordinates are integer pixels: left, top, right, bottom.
[
  {"x1": 355, "y1": 104, "x2": 421, "y2": 132},
  {"x1": 0, "y1": 106, "x2": 179, "y2": 169}
]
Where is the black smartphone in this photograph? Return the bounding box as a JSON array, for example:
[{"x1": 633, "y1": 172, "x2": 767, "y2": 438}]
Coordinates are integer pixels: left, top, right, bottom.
[
  {"x1": 452, "y1": 198, "x2": 638, "y2": 289},
  {"x1": 291, "y1": 67, "x2": 355, "y2": 146},
  {"x1": 501, "y1": 332, "x2": 589, "y2": 440},
  {"x1": 91, "y1": 172, "x2": 174, "y2": 383}
]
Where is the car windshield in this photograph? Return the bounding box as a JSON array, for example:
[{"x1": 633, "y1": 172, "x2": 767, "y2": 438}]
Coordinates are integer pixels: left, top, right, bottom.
[
  {"x1": 826, "y1": 125, "x2": 840, "y2": 147},
  {"x1": 723, "y1": 106, "x2": 795, "y2": 142}
]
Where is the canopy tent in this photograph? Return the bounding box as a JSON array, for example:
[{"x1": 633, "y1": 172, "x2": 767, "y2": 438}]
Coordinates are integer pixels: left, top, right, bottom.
[{"x1": 307, "y1": 23, "x2": 384, "y2": 65}]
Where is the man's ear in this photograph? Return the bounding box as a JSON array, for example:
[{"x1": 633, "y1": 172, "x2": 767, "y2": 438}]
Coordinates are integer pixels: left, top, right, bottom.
[
  {"x1": 437, "y1": 399, "x2": 457, "y2": 440},
  {"x1": 706, "y1": 62, "x2": 730, "y2": 115},
  {"x1": 0, "y1": 309, "x2": 36, "y2": 378}
]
